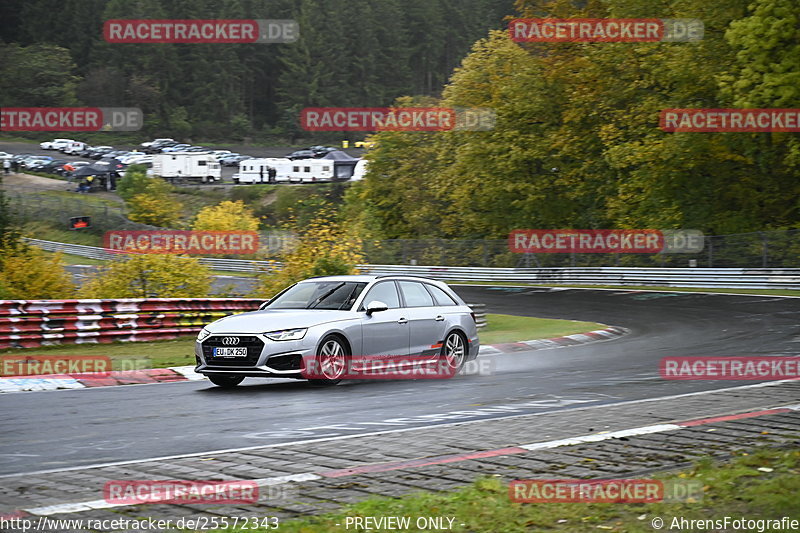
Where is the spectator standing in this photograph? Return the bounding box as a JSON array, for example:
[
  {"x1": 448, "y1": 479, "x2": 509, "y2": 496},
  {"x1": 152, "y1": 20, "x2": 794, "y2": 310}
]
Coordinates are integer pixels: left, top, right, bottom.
[{"x1": 2, "y1": 159, "x2": 9, "y2": 174}]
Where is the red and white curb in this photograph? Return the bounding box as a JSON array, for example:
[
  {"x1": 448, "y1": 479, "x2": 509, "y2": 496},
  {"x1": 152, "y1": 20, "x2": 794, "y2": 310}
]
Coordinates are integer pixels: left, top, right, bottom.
[
  {"x1": 477, "y1": 326, "x2": 628, "y2": 355},
  {"x1": 0, "y1": 366, "x2": 204, "y2": 393},
  {"x1": 4, "y1": 402, "x2": 798, "y2": 518},
  {"x1": 0, "y1": 327, "x2": 628, "y2": 394}
]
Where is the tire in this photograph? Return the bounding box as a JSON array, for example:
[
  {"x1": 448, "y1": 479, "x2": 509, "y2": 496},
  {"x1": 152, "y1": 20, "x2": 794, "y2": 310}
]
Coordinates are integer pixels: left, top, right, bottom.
[
  {"x1": 308, "y1": 335, "x2": 349, "y2": 386},
  {"x1": 207, "y1": 374, "x2": 245, "y2": 388},
  {"x1": 233, "y1": 178, "x2": 240, "y2": 184},
  {"x1": 441, "y1": 331, "x2": 467, "y2": 375}
]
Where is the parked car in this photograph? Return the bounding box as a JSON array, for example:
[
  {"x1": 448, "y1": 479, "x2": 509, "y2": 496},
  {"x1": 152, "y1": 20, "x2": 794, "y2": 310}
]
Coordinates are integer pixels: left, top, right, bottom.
[
  {"x1": 161, "y1": 144, "x2": 191, "y2": 153},
  {"x1": 309, "y1": 145, "x2": 338, "y2": 157},
  {"x1": 20, "y1": 156, "x2": 54, "y2": 169},
  {"x1": 0, "y1": 152, "x2": 12, "y2": 160},
  {"x1": 38, "y1": 159, "x2": 69, "y2": 173},
  {"x1": 144, "y1": 140, "x2": 179, "y2": 153},
  {"x1": 207, "y1": 150, "x2": 233, "y2": 159},
  {"x1": 88, "y1": 146, "x2": 114, "y2": 159},
  {"x1": 219, "y1": 153, "x2": 243, "y2": 166},
  {"x1": 194, "y1": 275, "x2": 480, "y2": 387},
  {"x1": 140, "y1": 138, "x2": 175, "y2": 149},
  {"x1": 39, "y1": 139, "x2": 74, "y2": 150},
  {"x1": 286, "y1": 149, "x2": 316, "y2": 160}
]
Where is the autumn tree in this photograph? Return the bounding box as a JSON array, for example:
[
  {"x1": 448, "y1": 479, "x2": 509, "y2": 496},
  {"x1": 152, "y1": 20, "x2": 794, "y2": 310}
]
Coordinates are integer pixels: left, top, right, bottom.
[
  {"x1": 81, "y1": 254, "x2": 211, "y2": 298},
  {"x1": 192, "y1": 200, "x2": 260, "y2": 232}
]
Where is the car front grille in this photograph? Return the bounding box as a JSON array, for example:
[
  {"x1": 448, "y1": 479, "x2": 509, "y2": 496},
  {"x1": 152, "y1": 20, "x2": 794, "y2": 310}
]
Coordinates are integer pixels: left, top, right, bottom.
[{"x1": 202, "y1": 335, "x2": 264, "y2": 366}]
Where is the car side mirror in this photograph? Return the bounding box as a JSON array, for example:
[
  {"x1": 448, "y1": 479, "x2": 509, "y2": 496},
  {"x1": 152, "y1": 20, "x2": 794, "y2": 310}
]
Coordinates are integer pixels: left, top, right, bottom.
[
  {"x1": 258, "y1": 299, "x2": 271, "y2": 310},
  {"x1": 365, "y1": 300, "x2": 388, "y2": 316}
]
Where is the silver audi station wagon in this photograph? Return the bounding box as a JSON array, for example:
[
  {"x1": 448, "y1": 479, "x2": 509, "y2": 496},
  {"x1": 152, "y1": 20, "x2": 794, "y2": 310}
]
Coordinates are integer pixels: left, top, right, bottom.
[{"x1": 195, "y1": 275, "x2": 480, "y2": 387}]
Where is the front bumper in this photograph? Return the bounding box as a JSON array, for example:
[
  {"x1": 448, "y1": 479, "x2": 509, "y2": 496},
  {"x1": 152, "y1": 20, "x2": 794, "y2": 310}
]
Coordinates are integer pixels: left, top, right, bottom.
[{"x1": 195, "y1": 333, "x2": 315, "y2": 378}]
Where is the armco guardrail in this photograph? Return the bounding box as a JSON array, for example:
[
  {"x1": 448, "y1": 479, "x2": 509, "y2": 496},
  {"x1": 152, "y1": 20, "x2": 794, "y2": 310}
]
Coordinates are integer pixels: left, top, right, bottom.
[
  {"x1": 0, "y1": 298, "x2": 261, "y2": 350},
  {"x1": 25, "y1": 238, "x2": 800, "y2": 289},
  {"x1": 359, "y1": 265, "x2": 800, "y2": 289}
]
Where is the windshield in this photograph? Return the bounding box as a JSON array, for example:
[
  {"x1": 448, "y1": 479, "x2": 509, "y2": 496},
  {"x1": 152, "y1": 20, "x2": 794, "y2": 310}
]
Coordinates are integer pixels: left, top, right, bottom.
[{"x1": 265, "y1": 281, "x2": 366, "y2": 310}]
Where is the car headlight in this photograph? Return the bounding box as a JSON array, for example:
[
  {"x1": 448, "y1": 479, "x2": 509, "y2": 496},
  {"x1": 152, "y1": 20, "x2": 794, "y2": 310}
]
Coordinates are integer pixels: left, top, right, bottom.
[
  {"x1": 196, "y1": 328, "x2": 211, "y2": 342},
  {"x1": 264, "y1": 328, "x2": 307, "y2": 341}
]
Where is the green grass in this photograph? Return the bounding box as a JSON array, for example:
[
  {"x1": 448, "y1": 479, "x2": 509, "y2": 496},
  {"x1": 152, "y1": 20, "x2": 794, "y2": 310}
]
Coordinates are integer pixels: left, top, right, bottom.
[
  {"x1": 25, "y1": 188, "x2": 124, "y2": 207},
  {"x1": 453, "y1": 281, "x2": 800, "y2": 297},
  {"x1": 0, "y1": 336, "x2": 197, "y2": 370},
  {"x1": 479, "y1": 313, "x2": 605, "y2": 345},
  {"x1": 217, "y1": 447, "x2": 800, "y2": 532},
  {"x1": 21, "y1": 221, "x2": 103, "y2": 246}
]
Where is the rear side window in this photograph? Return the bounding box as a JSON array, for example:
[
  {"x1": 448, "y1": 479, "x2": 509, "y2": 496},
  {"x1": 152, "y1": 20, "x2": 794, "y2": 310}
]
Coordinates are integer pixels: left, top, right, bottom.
[
  {"x1": 398, "y1": 281, "x2": 434, "y2": 307},
  {"x1": 362, "y1": 281, "x2": 400, "y2": 309},
  {"x1": 425, "y1": 284, "x2": 458, "y2": 306}
]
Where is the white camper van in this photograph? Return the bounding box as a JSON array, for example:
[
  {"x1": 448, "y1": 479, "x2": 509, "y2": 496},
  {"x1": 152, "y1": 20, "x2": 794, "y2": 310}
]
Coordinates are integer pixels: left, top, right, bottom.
[
  {"x1": 234, "y1": 158, "x2": 338, "y2": 184},
  {"x1": 152, "y1": 152, "x2": 221, "y2": 182}
]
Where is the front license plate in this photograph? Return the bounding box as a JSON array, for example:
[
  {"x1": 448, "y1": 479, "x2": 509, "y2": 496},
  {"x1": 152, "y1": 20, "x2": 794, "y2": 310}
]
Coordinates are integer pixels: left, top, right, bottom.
[{"x1": 213, "y1": 347, "x2": 248, "y2": 357}]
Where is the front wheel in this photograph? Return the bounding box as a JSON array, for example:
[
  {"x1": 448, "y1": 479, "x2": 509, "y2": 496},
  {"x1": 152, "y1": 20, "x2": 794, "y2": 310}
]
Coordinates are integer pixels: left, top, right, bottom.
[
  {"x1": 207, "y1": 374, "x2": 245, "y2": 388},
  {"x1": 441, "y1": 331, "x2": 467, "y2": 375},
  {"x1": 308, "y1": 335, "x2": 349, "y2": 386}
]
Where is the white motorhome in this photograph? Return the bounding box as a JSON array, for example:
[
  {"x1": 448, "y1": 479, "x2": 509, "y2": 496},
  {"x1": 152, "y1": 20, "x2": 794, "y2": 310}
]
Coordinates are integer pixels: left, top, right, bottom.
[
  {"x1": 234, "y1": 158, "x2": 338, "y2": 184},
  {"x1": 351, "y1": 159, "x2": 368, "y2": 181},
  {"x1": 234, "y1": 153, "x2": 362, "y2": 184},
  {"x1": 152, "y1": 152, "x2": 221, "y2": 182}
]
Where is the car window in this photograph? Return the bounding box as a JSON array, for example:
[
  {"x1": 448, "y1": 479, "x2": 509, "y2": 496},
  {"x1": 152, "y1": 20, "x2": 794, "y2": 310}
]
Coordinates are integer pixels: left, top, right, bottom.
[
  {"x1": 398, "y1": 281, "x2": 434, "y2": 307},
  {"x1": 426, "y1": 284, "x2": 458, "y2": 306},
  {"x1": 266, "y1": 281, "x2": 366, "y2": 310},
  {"x1": 362, "y1": 281, "x2": 400, "y2": 309}
]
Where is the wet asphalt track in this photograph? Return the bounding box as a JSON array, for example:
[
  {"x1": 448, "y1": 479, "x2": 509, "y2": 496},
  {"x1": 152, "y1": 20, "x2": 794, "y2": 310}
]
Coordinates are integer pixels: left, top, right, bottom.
[{"x1": 1, "y1": 286, "x2": 799, "y2": 475}]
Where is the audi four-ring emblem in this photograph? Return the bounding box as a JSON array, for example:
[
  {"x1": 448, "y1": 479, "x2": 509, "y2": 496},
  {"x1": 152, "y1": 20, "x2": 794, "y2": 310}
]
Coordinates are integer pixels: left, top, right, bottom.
[{"x1": 221, "y1": 337, "x2": 240, "y2": 345}]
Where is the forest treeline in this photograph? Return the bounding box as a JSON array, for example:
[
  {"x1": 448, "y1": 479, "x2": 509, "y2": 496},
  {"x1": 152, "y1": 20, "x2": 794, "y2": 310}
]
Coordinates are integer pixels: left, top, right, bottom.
[
  {"x1": 344, "y1": 0, "x2": 800, "y2": 238},
  {"x1": 0, "y1": 0, "x2": 513, "y2": 140}
]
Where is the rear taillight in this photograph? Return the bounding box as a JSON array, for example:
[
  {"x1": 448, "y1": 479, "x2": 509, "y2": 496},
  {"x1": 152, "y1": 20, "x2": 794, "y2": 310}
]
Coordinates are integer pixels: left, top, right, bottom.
[{"x1": 470, "y1": 312, "x2": 477, "y2": 323}]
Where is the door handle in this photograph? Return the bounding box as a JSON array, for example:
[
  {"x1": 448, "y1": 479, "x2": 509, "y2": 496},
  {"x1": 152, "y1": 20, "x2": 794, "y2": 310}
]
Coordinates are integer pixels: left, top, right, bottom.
[
  {"x1": 435, "y1": 315, "x2": 444, "y2": 321},
  {"x1": 397, "y1": 318, "x2": 408, "y2": 324}
]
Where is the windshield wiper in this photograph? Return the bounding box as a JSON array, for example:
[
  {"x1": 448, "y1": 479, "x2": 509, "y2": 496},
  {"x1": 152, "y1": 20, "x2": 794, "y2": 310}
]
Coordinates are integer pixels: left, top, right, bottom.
[{"x1": 307, "y1": 283, "x2": 346, "y2": 309}]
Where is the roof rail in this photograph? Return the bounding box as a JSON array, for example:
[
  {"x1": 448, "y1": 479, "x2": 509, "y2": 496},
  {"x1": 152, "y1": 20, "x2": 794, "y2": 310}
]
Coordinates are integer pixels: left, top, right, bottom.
[{"x1": 375, "y1": 274, "x2": 435, "y2": 280}]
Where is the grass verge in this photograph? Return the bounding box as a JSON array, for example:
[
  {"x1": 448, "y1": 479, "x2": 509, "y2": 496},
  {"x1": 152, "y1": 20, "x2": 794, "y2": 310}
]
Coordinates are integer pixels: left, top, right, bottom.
[
  {"x1": 479, "y1": 314, "x2": 605, "y2": 345},
  {"x1": 0, "y1": 315, "x2": 604, "y2": 370},
  {"x1": 218, "y1": 447, "x2": 800, "y2": 532},
  {"x1": 0, "y1": 337, "x2": 197, "y2": 370}
]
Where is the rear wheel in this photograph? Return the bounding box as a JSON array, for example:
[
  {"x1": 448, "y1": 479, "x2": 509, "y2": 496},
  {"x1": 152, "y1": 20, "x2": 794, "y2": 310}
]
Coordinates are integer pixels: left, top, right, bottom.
[
  {"x1": 441, "y1": 331, "x2": 467, "y2": 375},
  {"x1": 207, "y1": 375, "x2": 245, "y2": 388},
  {"x1": 308, "y1": 335, "x2": 349, "y2": 386}
]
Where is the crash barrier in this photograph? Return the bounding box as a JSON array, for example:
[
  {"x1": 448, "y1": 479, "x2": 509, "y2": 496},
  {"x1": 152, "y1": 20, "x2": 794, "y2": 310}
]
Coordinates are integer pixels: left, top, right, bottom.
[
  {"x1": 360, "y1": 265, "x2": 800, "y2": 290},
  {"x1": 0, "y1": 298, "x2": 262, "y2": 350},
  {"x1": 24, "y1": 239, "x2": 800, "y2": 289},
  {"x1": 0, "y1": 298, "x2": 488, "y2": 350}
]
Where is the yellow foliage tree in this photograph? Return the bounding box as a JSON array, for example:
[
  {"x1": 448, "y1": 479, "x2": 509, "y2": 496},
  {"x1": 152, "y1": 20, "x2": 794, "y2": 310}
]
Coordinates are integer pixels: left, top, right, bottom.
[
  {"x1": 81, "y1": 254, "x2": 211, "y2": 298},
  {"x1": 253, "y1": 209, "x2": 363, "y2": 298},
  {"x1": 0, "y1": 240, "x2": 75, "y2": 299},
  {"x1": 128, "y1": 192, "x2": 183, "y2": 227},
  {"x1": 192, "y1": 200, "x2": 260, "y2": 232}
]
